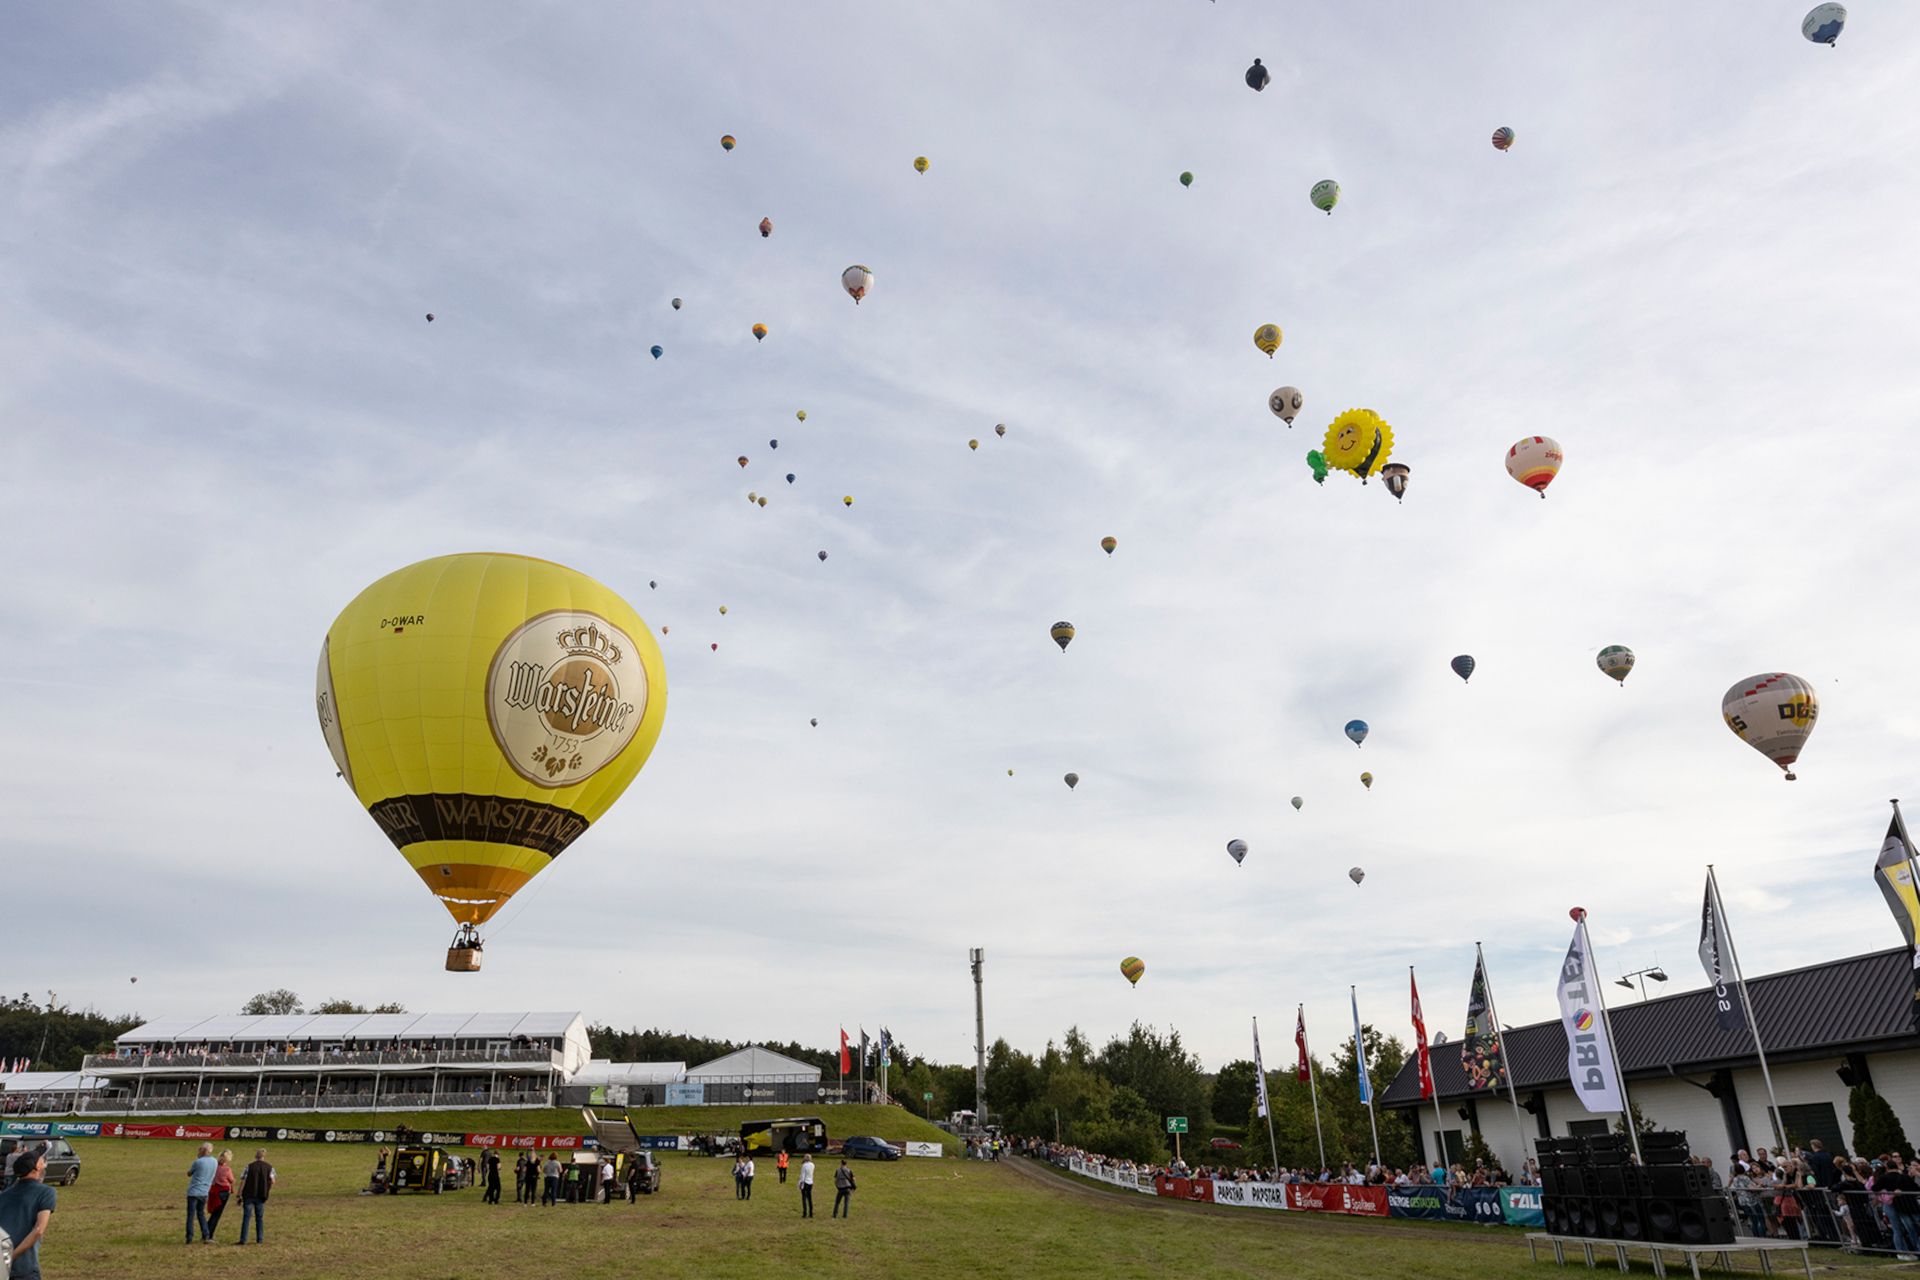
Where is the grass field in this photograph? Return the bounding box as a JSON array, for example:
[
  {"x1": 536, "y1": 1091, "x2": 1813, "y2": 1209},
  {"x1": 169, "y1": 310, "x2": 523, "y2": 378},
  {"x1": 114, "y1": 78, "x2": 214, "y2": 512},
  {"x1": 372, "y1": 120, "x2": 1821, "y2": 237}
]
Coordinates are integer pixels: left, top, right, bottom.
[{"x1": 22, "y1": 1109, "x2": 1889, "y2": 1278}]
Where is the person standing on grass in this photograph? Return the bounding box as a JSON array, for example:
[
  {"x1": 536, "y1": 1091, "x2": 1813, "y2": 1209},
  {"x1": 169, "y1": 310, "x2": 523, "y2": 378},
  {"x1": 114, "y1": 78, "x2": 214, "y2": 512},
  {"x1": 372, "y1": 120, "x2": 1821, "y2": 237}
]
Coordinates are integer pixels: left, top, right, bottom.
[
  {"x1": 541, "y1": 1154, "x2": 561, "y2": 1206},
  {"x1": 778, "y1": 1149, "x2": 789, "y2": 1184},
  {"x1": 185, "y1": 1142, "x2": 217, "y2": 1243},
  {"x1": 237, "y1": 1149, "x2": 273, "y2": 1245},
  {"x1": 599, "y1": 1157, "x2": 615, "y2": 1205},
  {"x1": 742, "y1": 1155, "x2": 755, "y2": 1201},
  {"x1": 516, "y1": 1152, "x2": 534, "y2": 1204},
  {"x1": 799, "y1": 1154, "x2": 815, "y2": 1218},
  {"x1": 0, "y1": 1150, "x2": 55, "y2": 1280},
  {"x1": 832, "y1": 1159, "x2": 855, "y2": 1218},
  {"x1": 733, "y1": 1154, "x2": 746, "y2": 1199},
  {"x1": 205, "y1": 1150, "x2": 235, "y2": 1239},
  {"x1": 626, "y1": 1156, "x2": 644, "y2": 1205},
  {"x1": 482, "y1": 1150, "x2": 501, "y2": 1204}
]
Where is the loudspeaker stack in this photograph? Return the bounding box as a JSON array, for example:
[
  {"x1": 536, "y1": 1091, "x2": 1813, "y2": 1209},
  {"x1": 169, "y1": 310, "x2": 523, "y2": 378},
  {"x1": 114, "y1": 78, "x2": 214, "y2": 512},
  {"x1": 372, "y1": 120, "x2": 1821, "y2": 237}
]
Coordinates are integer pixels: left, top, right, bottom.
[{"x1": 1535, "y1": 1132, "x2": 1734, "y2": 1247}]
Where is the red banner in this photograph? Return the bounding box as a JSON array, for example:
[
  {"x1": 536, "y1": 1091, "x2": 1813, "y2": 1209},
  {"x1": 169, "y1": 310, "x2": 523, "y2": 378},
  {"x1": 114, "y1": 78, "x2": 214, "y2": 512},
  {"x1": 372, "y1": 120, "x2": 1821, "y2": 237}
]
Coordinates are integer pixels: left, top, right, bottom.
[
  {"x1": 98, "y1": 1122, "x2": 226, "y2": 1141},
  {"x1": 464, "y1": 1133, "x2": 585, "y2": 1149},
  {"x1": 1286, "y1": 1183, "x2": 1389, "y2": 1216},
  {"x1": 1153, "y1": 1175, "x2": 1216, "y2": 1202}
]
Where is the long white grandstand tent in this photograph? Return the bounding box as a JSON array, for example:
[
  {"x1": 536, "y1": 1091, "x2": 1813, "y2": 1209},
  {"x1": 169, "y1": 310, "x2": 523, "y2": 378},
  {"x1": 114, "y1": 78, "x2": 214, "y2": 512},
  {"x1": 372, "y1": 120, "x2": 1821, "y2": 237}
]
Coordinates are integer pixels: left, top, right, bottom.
[
  {"x1": 74, "y1": 1011, "x2": 592, "y2": 1114},
  {"x1": 1, "y1": 1070, "x2": 102, "y2": 1115}
]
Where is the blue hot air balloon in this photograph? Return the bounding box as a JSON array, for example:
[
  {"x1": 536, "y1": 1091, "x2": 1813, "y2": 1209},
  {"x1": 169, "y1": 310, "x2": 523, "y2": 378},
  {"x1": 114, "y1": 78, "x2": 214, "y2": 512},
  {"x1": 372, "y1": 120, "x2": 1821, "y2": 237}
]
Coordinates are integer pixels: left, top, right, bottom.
[
  {"x1": 785, "y1": 473, "x2": 795, "y2": 484},
  {"x1": 1451, "y1": 655, "x2": 1476, "y2": 683},
  {"x1": 1344, "y1": 719, "x2": 1369, "y2": 747},
  {"x1": 650, "y1": 345, "x2": 663, "y2": 359},
  {"x1": 1802, "y1": 3, "x2": 1846, "y2": 45}
]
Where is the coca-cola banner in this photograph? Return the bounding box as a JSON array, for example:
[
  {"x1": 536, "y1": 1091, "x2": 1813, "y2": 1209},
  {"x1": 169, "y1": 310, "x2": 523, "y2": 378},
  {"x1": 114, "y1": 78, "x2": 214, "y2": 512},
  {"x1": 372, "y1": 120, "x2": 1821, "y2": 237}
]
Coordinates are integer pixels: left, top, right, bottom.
[
  {"x1": 465, "y1": 1133, "x2": 586, "y2": 1150},
  {"x1": 1209, "y1": 1180, "x2": 1292, "y2": 1211}
]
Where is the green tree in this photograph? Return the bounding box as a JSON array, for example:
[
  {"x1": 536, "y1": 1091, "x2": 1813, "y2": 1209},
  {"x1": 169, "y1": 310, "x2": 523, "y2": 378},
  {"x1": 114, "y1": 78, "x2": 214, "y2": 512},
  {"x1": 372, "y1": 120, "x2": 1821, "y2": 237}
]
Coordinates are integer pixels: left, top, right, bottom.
[
  {"x1": 1211, "y1": 1059, "x2": 1257, "y2": 1127},
  {"x1": 372, "y1": 1002, "x2": 408, "y2": 1014},
  {"x1": 1850, "y1": 1083, "x2": 1913, "y2": 1160},
  {"x1": 0, "y1": 994, "x2": 141, "y2": 1071},
  {"x1": 1614, "y1": 1101, "x2": 1656, "y2": 1138},
  {"x1": 240, "y1": 989, "x2": 302, "y2": 1015},
  {"x1": 311, "y1": 998, "x2": 366, "y2": 1014},
  {"x1": 1325, "y1": 1025, "x2": 1416, "y2": 1170},
  {"x1": 1097, "y1": 1022, "x2": 1212, "y2": 1152}
]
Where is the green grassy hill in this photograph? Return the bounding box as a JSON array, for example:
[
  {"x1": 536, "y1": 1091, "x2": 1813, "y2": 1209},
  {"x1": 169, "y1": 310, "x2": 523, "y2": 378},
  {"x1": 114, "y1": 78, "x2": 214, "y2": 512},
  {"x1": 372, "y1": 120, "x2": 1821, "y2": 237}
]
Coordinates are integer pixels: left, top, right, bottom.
[{"x1": 106, "y1": 1103, "x2": 958, "y2": 1152}]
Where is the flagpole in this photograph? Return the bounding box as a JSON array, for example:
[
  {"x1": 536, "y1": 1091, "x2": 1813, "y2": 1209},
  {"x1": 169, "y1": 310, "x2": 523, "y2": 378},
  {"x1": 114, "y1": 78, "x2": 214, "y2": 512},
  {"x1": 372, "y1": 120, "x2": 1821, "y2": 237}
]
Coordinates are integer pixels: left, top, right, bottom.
[
  {"x1": 1575, "y1": 911, "x2": 1642, "y2": 1164},
  {"x1": 1352, "y1": 985, "x2": 1382, "y2": 1173},
  {"x1": 1301, "y1": 1003, "x2": 1328, "y2": 1177},
  {"x1": 1475, "y1": 942, "x2": 1531, "y2": 1170},
  {"x1": 1254, "y1": 1017, "x2": 1280, "y2": 1172},
  {"x1": 1415, "y1": 967, "x2": 1447, "y2": 1172},
  {"x1": 1707, "y1": 865, "x2": 1785, "y2": 1149}
]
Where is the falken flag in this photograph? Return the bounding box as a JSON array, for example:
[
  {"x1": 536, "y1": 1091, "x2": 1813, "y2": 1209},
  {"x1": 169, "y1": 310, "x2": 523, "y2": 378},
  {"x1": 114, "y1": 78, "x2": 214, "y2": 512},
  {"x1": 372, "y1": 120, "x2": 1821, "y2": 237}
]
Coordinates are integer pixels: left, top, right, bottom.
[
  {"x1": 1461, "y1": 957, "x2": 1508, "y2": 1092},
  {"x1": 1697, "y1": 878, "x2": 1746, "y2": 1033},
  {"x1": 1874, "y1": 816, "x2": 1920, "y2": 1030},
  {"x1": 1556, "y1": 921, "x2": 1624, "y2": 1114},
  {"x1": 1252, "y1": 1018, "x2": 1271, "y2": 1119}
]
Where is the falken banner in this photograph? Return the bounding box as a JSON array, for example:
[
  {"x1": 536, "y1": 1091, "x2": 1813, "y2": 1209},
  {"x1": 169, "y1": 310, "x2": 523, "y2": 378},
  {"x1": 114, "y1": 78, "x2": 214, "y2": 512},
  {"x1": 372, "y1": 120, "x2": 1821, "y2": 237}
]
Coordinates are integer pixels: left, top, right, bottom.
[
  {"x1": 0, "y1": 1121, "x2": 102, "y2": 1138},
  {"x1": 1556, "y1": 919, "x2": 1625, "y2": 1114}
]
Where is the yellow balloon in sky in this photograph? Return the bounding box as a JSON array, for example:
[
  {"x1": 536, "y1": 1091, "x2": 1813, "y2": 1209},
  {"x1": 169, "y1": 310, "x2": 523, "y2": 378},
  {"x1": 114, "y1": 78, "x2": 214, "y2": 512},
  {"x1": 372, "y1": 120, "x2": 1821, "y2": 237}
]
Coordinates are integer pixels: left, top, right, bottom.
[
  {"x1": 1322, "y1": 409, "x2": 1396, "y2": 481},
  {"x1": 316, "y1": 554, "x2": 668, "y2": 963},
  {"x1": 1253, "y1": 324, "x2": 1282, "y2": 357}
]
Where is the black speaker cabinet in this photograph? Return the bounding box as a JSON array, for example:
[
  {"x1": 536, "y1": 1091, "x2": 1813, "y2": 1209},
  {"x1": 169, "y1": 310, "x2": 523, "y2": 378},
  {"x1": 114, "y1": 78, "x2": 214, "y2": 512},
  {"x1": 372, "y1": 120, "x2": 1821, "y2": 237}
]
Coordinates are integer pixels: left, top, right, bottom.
[
  {"x1": 1620, "y1": 1166, "x2": 1651, "y2": 1198},
  {"x1": 1594, "y1": 1196, "x2": 1646, "y2": 1241},
  {"x1": 1675, "y1": 1197, "x2": 1736, "y2": 1246},
  {"x1": 1539, "y1": 1167, "x2": 1562, "y2": 1196},
  {"x1": 1646, "y1": 1165, "x2": 1711, "y2": 1199},
  {"x1": 1591, "y1": 1166, "x2": 1627, "y2": 1197},
  {"x1": 1641, "y1": 1131, "x2": 1691, "y2": 1164},
  {"x1": 1542, "y1": 1194, "x2": 1572, "y2": 1235},
  {"x1": 1565, "y1": 1197, "x2": 1596, "y2": 1238},
  {"x1": 1557, "y1": 1168, "x2": 1587, "y2": 1197}
]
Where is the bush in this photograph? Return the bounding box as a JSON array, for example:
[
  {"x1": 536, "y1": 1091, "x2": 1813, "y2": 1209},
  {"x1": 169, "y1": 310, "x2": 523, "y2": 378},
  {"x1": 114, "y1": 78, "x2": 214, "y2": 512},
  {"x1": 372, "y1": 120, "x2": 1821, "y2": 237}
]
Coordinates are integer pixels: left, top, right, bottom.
[{"x1": 1850, "y1": 1084, "x2": 1914, "y2": 1161}]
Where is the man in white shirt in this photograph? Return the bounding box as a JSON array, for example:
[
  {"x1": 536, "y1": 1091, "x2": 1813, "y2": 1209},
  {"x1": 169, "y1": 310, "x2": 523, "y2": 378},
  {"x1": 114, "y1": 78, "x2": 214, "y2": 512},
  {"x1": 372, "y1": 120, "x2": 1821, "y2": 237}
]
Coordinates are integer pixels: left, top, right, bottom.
[
  {"x1": 798, "y1": 1155, "x2": 815, "y2": 1218},
  {"x1": 742, "y1": 1156, "x2": 755, "y2": 1201},
  {"x1": 599, "y1": 1158, "x2": 615, "y2": 1204}
]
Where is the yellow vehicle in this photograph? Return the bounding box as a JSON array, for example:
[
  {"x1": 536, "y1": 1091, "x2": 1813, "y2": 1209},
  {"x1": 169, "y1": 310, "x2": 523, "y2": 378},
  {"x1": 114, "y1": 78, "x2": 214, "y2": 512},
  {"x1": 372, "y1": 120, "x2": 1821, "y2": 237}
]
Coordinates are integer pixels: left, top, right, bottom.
[{"x1": 740, "y1": 1117, "x2": 827, "y2": 1155}]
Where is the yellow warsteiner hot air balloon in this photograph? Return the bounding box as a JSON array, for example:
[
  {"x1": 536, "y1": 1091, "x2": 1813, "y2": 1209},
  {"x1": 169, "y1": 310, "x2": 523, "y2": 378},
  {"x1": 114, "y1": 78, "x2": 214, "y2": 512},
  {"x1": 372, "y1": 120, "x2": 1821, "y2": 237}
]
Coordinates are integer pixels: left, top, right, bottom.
[
  {"x1": 1322, "y1": 409, "x2": 1395, "y2": 482},
  {"x1": 316, "y1": 554, "x2": 668, "y2": 971}
]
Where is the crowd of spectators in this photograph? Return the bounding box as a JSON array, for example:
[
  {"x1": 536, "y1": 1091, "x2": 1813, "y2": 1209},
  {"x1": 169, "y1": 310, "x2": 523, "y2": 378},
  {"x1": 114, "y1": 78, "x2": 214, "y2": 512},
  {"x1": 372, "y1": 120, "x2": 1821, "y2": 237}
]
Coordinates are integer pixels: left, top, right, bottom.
[{"x1": 1012, "y1": 1134, "x2": 1538, "y2": 1190}]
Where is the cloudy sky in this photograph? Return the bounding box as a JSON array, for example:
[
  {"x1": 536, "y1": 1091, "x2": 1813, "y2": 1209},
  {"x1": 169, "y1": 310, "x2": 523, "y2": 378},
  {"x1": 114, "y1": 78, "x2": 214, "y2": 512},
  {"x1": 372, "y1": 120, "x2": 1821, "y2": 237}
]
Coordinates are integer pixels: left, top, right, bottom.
[{"x1": 6, "y1": 3, "x2": 1920, "y2": 1074}]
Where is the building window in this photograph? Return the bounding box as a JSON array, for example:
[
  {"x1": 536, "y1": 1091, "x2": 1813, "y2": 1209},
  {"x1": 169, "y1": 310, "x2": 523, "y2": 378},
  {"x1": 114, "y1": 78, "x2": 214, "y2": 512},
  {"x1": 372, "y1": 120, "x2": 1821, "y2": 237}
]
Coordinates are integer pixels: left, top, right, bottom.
[
  {"x1": 1774, "y1": 1103, "x2": 1845, "y2": 1155},
  {"x1": 1567, "y1": 1120, "x2": 1610, "y2": 1140}
]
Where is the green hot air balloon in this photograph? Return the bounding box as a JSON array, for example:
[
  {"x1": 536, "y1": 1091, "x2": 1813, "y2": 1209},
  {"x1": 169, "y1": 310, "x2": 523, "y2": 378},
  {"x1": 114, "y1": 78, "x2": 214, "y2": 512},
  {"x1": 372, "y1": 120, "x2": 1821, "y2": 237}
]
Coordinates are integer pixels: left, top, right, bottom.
[
  {"x1": 1311, "y1": 180, "x2": 1340, "y2": 215},
  {"x1": 1179, "y1": 171, "x2": 1193, "y2": 188},
  {"x1": 1307, "y1": 450, "x2": 1329, "y2": 485}
]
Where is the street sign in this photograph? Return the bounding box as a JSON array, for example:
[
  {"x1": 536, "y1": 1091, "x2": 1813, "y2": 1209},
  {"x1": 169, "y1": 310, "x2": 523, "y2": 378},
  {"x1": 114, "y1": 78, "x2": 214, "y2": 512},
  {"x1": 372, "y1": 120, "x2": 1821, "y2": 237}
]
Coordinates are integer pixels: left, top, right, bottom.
[
  {"x1": 1166, "y1": 1116, "x2": 1188, "y2": 1134},
  {"x1": 923, "y1": 1092, "x2": 933, "y2": 1101}
]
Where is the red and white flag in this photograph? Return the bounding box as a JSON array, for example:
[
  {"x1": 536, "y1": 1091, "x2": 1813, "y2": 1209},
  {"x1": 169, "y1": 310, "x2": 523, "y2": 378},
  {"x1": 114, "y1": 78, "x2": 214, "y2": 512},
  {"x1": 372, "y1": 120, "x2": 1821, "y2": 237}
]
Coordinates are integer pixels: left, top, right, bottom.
[
  {"x1": 1294, "y1": 1006, "x2": 1311, "y2": 1081},
  {"x1": 839, "y1": 1028, "x2": 852, "y2": 1075},
  {"x1": 1411, "y1": 969, "x2": 1434, "y2": 1099}
]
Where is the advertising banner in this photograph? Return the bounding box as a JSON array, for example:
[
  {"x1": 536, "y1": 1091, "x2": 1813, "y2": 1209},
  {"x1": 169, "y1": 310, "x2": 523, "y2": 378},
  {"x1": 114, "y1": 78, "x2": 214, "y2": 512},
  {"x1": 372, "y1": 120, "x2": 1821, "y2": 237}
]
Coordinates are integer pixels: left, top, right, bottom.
[
  {"x1": 904, "y1": 1142, "x2": 944, "y2": 1158},
  {"x1": 1153, "y1": 1175, "x2": 1216, "y2": 1203},
  {"x1": 223, "y1": 1127, "x2": 381, "y2": 1144},
  {"x1": 1287, "y1": 1183, "x2": 1389, "y2": 1217},
  {"x1": 1, "y1": 1121, "x2": 102, "y2": 1138},
  {"x1": 1388, "y1": 1186, "x2": 1450, "y2": 1220},
  {"x1": 99, "y1": 1122, "x2": 226, "y2": 1141},
  {"x1": 1499, "y1": 1186, "x2": 1545, "y2": 1227},
  {"x1": 1209, "y1": 1180, "x2": 1291, "y2": 1210},
  {"x1": 464, "y1": 1133, "x2": 587, "y2": 1150},
  {"x1": 637, "y1": 1136, "x2": 684, "y2": 1150},
  {"x1": 665, "y1": 1082, "x2": 704, "y2": 1106},
  {"x1": 1454, "y1": 1187, "x2": 1505, "y2": 1225}
]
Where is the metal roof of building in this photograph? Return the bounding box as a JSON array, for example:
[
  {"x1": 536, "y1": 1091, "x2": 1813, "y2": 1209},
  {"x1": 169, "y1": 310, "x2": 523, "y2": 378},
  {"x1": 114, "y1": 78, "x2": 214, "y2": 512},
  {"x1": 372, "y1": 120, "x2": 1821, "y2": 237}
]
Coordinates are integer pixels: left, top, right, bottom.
[
  {"x1": 116, "y1": 1012, "x2": 587, "y2": 1046},
  {"x1": 1381, "y1": 946, "x2": 1920, "y2": 1107},
  {"x1": 685, "y1": 1046, "x2": 822, "y2": 1080}
]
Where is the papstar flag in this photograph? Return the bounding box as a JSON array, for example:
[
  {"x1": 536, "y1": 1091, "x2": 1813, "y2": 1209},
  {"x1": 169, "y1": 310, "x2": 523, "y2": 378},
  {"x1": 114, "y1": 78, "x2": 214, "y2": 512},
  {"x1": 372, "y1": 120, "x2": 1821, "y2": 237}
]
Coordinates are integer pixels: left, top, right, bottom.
[
  {"x1": 1295, "y1": 1007, "x2": 1310, "y2": 1082},
  {"x1": 839, "y1": 1029, "x2": 851, "y2": 1075},
  {"x1": 1461, "y1": 957, "x2": 1508, "y2": 1092},
  {"x1": 1351, "y1": 989, "x2": 1373, "y2": 1105},
  {"x1": 1697, "y1": 879, "x2": 1746, "y2": 1033},
  {"x1": 1873, "y1": 817, "x2": 1920, "y2": 1030},
  {"x1": 1557, "y1": 921, "x2": 1625, "y2": 1114},
  {"x1": 1411, "y1": 971, "x2": 1434, "y2": 1099},
  {"x1": 1252, "y1": 1018, "x2": 1272, "y2": 1119}
]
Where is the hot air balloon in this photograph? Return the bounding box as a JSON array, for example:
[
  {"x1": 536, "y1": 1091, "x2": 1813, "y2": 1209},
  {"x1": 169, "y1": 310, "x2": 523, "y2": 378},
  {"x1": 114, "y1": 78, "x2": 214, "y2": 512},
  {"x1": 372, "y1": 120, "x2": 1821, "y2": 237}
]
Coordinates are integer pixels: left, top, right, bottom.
[
  {"x1": 1723, "y1": 673, "x2": 1819, "y2": 781},
  {"x1": 1348, "y1": 867, "x2": 1365, "y2": 885},
  {"x1": 759, "y1": 217, "x2": 773, "y2": 238},
  {"x1": 817, "y1": 550, "x2": 828, "y2": 561},
  {"x1": 1100, "y1": 536, "x2": 1117, "y2": 556},
  {"x1": 1253, "y1": 324, "x2": 1282, "y2": 358},
  {"x1": 1050, "y1": 621, "x2": 1075, "y2": 652},
  {"x1": 1291, "y1": 796, "x2": 1303, "y2": 811},
  {"x1": 1360, "y1": 772, "x2": 1373, "y2": 790},
  {"x1": 649, "y1": 581, "x2": 657, "y2": 589},
  {"x1": 1306, "y1": 450, "x2": 1328, "y2": 485},
  {"x1": 1597, "y1": 646, "x2": 1635, "y2": 685},
  {"x1": 810, "y1": 718, "x2": 819, "y2": 727},
  {"x1": 1452, "y1": 655, "x2": 1475, "y2": 683},
  {"x1": 786, "y1": 474, "x2": 795, "y2": 484},
  {"x1": 1227, "y1": 838, "x2": 1248, "y2": 865},
  {"x1": 737, "y1": 456, "x2": 749, "y2": 468},
  {"x1": 767, "y1": 440, "x2": 777, "y2": 450},
  {"x1": 969, "y1": 439, "x2": 979, "y2": 450},
  {"x1": 671, "y1": 298, "x2": 683, "y2": 310},
  {"x1": 130, "y1": 976, "x2": 138, "y2": 984},
  {"x1": 1007, "y1": 769, "x2": 1014, "y2": 776},
  {"x1": 747, "y1": 492, "x2": 757, "y2": 503},
  {"x1": 721, "y1": 135, "x2": 736, "y2": 151},
  {"x1": 796, "y1": 410, "x2": 807, "y2": 421},
  {"x1": 914, "y1": 155, "x2": 930, "y2": 173},
  {"x1": 650, "y1": 345, "x2": 663, "y2": 360},
  {"x1": 317, "y1": 554, "x2": 667, "y2": 970},
  {"x1": 711, "y1": 643, "x2": 718, "y2": 652},
  {"x1": 842, "y1": 264, "x2": 874, "y2": 304},
  {"x1": 1179, "y1": 171, "x2": 1193, "y2": 188},
  {"x1": 1323, "y1": 410, "x2": 1395, "y2": 482},
  {"x1": 753, "y1": 323, "x2": 768, "y2": 343},
  {"x1": 757, "y1": 497, "x2": 767, "y2": 507},
  {"x1": 1505, "y1": 436, "x2": 1562, "y2": 496},
  {"x1": 1345, "y1": 720, "x2": 1369, "y2": 746},
  {"x1": 1381, "y1": 462, "x2": 1411, "y2": 502},
  {"x1": 425, "y1": 313, "x2": 435, "y2": 322},
  {"x1": 1803, "y1": 3, "x2": 1845, "y2": 45},
  {"x1": 661, "y1": 626, "x2": 669, "y2": 634},
  {"x1": 1064, "y1": 772, "x2": 1079, "y2": 790},
  {"x1": 1491, "y1": 126, "x2": 1515, "y2": 151},
  {"x1": 995, "y1": 424, "x2": 1006, "y2": 438},
  {"x1": 1120, "y1": 956, "x2": 1146, "y2": 986},
  {"x1": 1311, "y1": 180, "x2": 1340, "y2": 214},
  {"x1": 718, "y1": 605, "x2": 728, "y2": 615},
  {"x1": 1245, "y1": 58, "x2": 1270, "y2": 91},
  {"x1": 842, "y1": 495, "x2": 853, "y2": 507},
  {"x1": 1269, "y1": 386, "x2": 1304, "y2": 425}
]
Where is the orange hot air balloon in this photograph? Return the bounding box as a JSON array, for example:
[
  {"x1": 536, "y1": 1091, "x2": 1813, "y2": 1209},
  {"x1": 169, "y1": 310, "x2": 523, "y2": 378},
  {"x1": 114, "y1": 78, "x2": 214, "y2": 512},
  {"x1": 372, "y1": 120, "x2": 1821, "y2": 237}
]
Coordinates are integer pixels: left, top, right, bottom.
[
  {"x1": 759, "y1": 217, "x2": 773, "y2": 238},
  {"x1": 752, "y1": 324, "x2": 768, "y2": 342}
]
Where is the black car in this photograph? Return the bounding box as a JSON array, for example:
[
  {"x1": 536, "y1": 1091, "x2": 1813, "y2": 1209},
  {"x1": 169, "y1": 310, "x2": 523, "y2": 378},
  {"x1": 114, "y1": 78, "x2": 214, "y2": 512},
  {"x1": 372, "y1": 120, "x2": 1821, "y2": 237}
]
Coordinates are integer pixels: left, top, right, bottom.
[
  {"x1": 839, "y1": 1136, "x2": 901, "y2": 1161},
  {"x1": 0, "y1": 1138, "x2": 80, "y2": 1187}
]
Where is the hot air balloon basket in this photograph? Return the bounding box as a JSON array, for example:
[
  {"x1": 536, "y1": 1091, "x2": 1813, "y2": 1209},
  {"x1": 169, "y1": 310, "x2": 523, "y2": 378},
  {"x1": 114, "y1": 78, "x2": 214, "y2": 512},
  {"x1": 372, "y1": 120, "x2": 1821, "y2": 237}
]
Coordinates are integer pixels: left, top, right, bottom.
[{"x1": 446, "y1": 946, "x2": 484, "y2": 972}]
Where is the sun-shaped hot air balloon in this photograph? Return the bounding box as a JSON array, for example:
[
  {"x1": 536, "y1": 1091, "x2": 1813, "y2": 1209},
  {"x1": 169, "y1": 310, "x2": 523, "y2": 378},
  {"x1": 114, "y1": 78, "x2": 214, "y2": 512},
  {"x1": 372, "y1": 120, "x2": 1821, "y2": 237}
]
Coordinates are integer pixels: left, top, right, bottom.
[
  {"x1": 317, "y1": 554, "x2": 667, "y2": 970},
  {"x1": 1323, "y1": 410, "x2": 1395, "y2": 482}
]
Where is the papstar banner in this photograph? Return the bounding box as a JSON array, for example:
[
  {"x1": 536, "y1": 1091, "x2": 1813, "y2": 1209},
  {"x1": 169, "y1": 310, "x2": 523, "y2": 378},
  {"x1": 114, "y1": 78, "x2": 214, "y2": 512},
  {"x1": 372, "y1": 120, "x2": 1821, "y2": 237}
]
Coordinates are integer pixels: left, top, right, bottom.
[
  {"x1": 1557, "y1": 920, "x2": 1625, "y2": 1113},
  {"x1": 1210, "y1": 1180, "x2": 1292, "y2": 1210},
  {"x1": 1697, "y1": 878, "x2": 1746, "y2": 1033}
]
